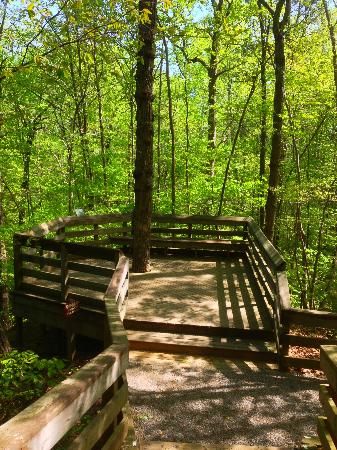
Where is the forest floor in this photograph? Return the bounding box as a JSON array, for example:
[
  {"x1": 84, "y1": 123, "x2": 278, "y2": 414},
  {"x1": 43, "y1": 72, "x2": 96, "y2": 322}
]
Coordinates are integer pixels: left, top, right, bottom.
[{"x1": 127, "y1": 351, "x2": 323, "y2": 448}]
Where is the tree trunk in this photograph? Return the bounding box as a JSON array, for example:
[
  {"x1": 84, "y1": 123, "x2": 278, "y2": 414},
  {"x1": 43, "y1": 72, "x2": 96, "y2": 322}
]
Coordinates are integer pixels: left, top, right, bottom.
[
  {"x1": 322, "y1": 0, "x2": 337, "y2": 109},
  {"x1": 263, "y1": 0, "x2": 290, "y2": 242},
  {"x1": 163, "y1": 36, "x2": 176, "y2": 215},
  {"x1": 258, "y1": 7, "x2": 269, "y2": 228},
  {"x1": 132, "y1": 0, "x2": 157, "y2": 273},
  {"x1": 0, "y1": 179, "x2": 10, "y2": 354},
  {"x1": 92, "y1": 40, "x2": 107, "y2": 193}
]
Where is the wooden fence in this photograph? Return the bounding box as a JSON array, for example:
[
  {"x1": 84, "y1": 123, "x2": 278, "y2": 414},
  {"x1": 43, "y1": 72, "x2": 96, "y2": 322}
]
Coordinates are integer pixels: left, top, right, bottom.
[
  {"x1": 317, "y1": 345, "x2": 337, "y2": 450},
  {"x1": 0, "y1": 278, "x2": 129, "y2": 450}
]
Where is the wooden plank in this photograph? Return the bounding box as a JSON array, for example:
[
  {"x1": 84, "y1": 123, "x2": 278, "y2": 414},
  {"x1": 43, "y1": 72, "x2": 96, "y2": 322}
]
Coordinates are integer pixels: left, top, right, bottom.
[
  {"x1": 245, "y1": 242, "x2": 276, "y2": 294},
  {"x1": 150, "y1": 227, "x2": 247, "y2": 238},
  {"x1": 151, "y1": 214, "x2": 249, "y2": 227},
  {"x1": 245, "y1": 247, "x2": 275, "y2": 307},
  {"x1": 68, "y1": 293, "x2": 105, "y2": 311},
  {"x1": 0, "y1": 343, "x2": 129, "y2": 450},
  {"x1": 321, "y1": 346, "x2": 337, "y2": 394},
  {"x1": 64, "y1": 241, "x2": 119, "y2": 260},
  {"x1": 283, "y1": 334, "x2": 337, "y2": 348},
  {"x1": 247, "y1": 219, "x2": 286, "y2": 271},
  {"x1": 68, "y1": 261, "x2": 113, "y2": 277},
  {"x1": 283, "y1": 309, "x2": 337, "y2": 329},
  {"x1": 69, "y1": 276, "x2": 108, "y2": 293},
  {"x1": 282, "y1": 356, "x2": 320, "y2": 370},
  {"x1": 123, "y1": 319, "x2": 275, "y2": 341},
  {"x1": 65, "y1": 226, "x2": 132, "y2": 239},
  {"x1": 22, "y1": 253, "x2": 61, "y2": 268},
  {"x1": 320, "y1": 384, "x2": 337, "y2": 437},
  {"x1": 128, "y1": 338, "x2": 278, "y2": 362},
  {"x1": 105, "y1": 256, "x2": 129, "y2": 303},
  {"x1": 69, "y1": 383, "x2": 128, "y2": 450},
  {"x1": 276, "y1": 272, "x2": 291, "y2": 310},
  {"x1": 107, "y1": 236, "x2": 246, "y2": 252},
  {"x1": 101, "y1": 417, "x2": 128, "y2": 450},
  {"x1": 22, "y1": 267, "x2": 61, "y2": 283},
  {"x1": 317, "y1": 416, "x2": 337, "y2": 450},
  {"x1": 20, "y1": 282, "x2": 61, "y2": 300}
]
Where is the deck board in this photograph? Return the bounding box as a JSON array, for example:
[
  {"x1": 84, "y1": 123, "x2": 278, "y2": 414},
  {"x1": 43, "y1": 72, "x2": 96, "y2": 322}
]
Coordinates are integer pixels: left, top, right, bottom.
[{"x1": 127, "y1": 256, "x2": 273, "y2": 331}]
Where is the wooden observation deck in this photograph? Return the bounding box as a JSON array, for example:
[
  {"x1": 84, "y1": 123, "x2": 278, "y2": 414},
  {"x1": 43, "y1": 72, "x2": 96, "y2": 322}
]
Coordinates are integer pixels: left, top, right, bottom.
[
  {"x1": 11, "y1": 214, "x2": 285, "y2": 366},
  {"x1": 5, "y1": 214, "x2": 337, "y2": 449}
]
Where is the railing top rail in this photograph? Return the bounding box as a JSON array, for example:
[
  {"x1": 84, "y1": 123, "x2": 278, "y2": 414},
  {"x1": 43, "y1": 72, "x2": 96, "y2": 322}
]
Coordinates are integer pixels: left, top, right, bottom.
[
  {"x1": 246, "y1": 218, "x2": 286, "y2": 271},
  {"x1": 18, "y1": 213, "x2": 252, "y2": 238}
]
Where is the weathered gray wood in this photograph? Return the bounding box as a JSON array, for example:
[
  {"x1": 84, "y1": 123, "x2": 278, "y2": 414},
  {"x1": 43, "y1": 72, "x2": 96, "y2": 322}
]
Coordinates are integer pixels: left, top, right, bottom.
[{"x1": 69, "y1": 383, "x2": 128, "y2": 450}]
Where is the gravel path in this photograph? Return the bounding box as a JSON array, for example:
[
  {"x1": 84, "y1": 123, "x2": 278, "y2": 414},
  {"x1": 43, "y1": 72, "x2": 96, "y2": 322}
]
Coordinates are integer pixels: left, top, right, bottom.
[{"x1": 127, "y1": 352, "x2": 323, "y2": 448}]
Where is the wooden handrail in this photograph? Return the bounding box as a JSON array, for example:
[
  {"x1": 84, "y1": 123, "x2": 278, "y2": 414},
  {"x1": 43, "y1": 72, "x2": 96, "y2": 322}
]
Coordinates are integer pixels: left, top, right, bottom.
[{"x1": 0, "y1": 342, "x2": 129, "y2": 449}]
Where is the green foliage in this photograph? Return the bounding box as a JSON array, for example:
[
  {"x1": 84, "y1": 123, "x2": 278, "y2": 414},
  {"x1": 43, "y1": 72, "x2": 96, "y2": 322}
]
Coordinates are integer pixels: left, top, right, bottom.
[{"x1": 0, "y1": 351, "x2": 65, "y2": 422}]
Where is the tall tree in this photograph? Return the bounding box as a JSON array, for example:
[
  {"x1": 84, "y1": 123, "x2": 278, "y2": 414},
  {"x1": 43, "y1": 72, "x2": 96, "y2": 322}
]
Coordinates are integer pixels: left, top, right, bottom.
[
  {"x1": 132, "y1": 0, "x2": 157, "y2": 272},
  {"x1": 261, "y1": 0, "x2": 291, "y2": 242}
]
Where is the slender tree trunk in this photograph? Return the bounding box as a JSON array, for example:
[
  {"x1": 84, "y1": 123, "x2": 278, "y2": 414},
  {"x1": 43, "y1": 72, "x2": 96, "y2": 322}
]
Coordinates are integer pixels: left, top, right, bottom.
[
  {"x1": 258, "y1": 7, "x2": 269, "y2": 228},
  {"x1": 263, "y1": 0, "x2": 290, "y2": 242},
  {"x1": 0, "y1": 179, "x2": 10, "y2": 354},
  {"x1": 163, "y1": 36, "x2": 176, "y2": 214},
  {"x1": 129, "y1": 93, "x2": 135, "y2": 203},
  {"x1": 132, "y1": 0, "x2": 157, "y2": 273},
  {"x1": 156, "y1": 47, "x2": 164, "y2": 202},
  {"x1": 183, "y1": 63, "x2": 191, "y2": 214},
  {"x1": 322, "y1": 0, "x2": 337, "y2": 109},
  {"x1": 92, "y1": 40, "x2": 107, "y2": 192}
]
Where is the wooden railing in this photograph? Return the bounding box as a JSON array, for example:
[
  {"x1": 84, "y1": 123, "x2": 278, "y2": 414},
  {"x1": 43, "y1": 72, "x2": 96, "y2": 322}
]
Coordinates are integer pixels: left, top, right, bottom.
[
  {"x1": 13, "y1": 213, "x2": 337, "y2": 369},
  {"x1": 0, "y1": 280, "x2": 129, "y2": 450},
  {"x1": 317, "y1": 345, "x2": 337, "y2": 450}
]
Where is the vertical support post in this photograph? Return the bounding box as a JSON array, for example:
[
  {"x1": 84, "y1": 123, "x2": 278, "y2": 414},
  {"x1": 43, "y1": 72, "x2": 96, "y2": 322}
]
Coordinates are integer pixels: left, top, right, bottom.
[
  {"x1": 13, "y1": 234, "x2": 23, "y2": 290},
  {"x1": 61, "y1": 244, "x2": 75, "y2": 360},
  {"x1": 93, "y1": 223, "x2": 99, "y2": 241},
  {"x1": 56, "y1": 227, "x2": 65, "y2": 241},
  {"x1": 188, "y1": 223, "x2": 192, "y2": 239}
]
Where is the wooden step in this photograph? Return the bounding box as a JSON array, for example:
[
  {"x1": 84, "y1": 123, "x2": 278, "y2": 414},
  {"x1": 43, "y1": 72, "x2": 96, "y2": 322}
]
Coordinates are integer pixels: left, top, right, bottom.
[
  {"x1": 127, "y1": 330, "x2": 278, "y2": 363},
  {"x1": 124, "y1": 319, "x2": 274, "y2": 340}
]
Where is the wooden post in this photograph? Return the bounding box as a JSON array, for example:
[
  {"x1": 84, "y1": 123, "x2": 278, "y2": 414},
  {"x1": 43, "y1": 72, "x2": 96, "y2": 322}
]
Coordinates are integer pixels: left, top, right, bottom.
[
  {"x1": 60, "y1": 244, "x2": 75, "y2": 360},
  {"x1": 56, "y1": 227, "x2": 65, "y2": 241},
  {"x1": 93, "y1": 224, "x2": 99, "y2": 241},
  {"x1": 13, "y1": 234, "x2": 23, "y2": 290},
  {"x1": 188, "y1": 223, "x2": 192, "y2": 239}
]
